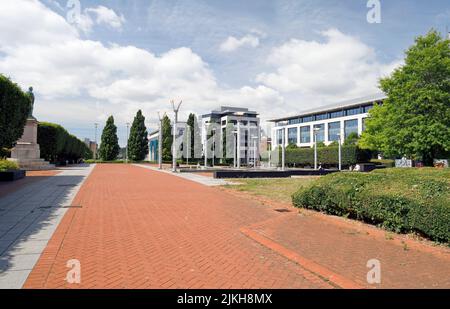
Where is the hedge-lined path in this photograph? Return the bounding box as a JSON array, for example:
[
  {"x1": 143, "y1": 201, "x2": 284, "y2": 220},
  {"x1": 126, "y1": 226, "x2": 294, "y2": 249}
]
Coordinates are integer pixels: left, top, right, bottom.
[
  {"x1": 23, "y1": 164, "x2": 450, "y2": 289},
  {"x1": 0, "y1": 165, "x2": 94, "y2": 288},
  {"x1": 222, "y1": 189, "x2": 450, "y2": 288},
  {"x1": 24, "y1": 164, "x2": 335, "y2": 289}
]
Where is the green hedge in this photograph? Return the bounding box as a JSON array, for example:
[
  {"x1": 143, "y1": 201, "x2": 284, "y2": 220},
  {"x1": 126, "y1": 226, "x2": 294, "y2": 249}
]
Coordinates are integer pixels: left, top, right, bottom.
[
  {"x1": 0, "y1": 160, "x2": 19, "y2": 171},
  {"x1": 292, "y1": 168, "x2": 450, "y2": 243},
  {"x1": 0, "y1": 75, "x2": 30, "y2": 150},
  {"x1": 370, "y1": 159, "x2": 395, "y2": 168},
  {"x1": 282, "y1": 145, "x2": 372, "y2": 167},
  {"x1": 38, "y1": 122, "x2": 92, "y2": 163}
]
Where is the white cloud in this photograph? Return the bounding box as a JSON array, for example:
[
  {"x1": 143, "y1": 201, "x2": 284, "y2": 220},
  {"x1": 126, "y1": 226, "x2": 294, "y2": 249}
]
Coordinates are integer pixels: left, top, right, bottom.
[
  {"x1": 85, "y1": 6, "x2": 126, "y2": 30},
  {"x1": 219, "y1": 34, "x2": 260, "y2": 52},
  {"x1": 0, "y1": 0, "x2": 282, "y2": 133},
  {"x1": 68, "y1": 4, "x2": 125, "y2": 34},
  {"x1": 0, "y1": 1, "x2": 401, "y2": 142},
  {"x1": 256, "y1": 29, "x2": 401, "y2": 101}
]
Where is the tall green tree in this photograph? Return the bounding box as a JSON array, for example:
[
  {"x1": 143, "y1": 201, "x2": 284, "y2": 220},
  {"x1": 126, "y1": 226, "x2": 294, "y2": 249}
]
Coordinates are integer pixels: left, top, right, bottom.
[
  {"x1": 186, "y1": 113, "x2": 202, "y2": 160},
  {"x1": 0, "y1": 75, "x2": 31, "y2": 155},
  {"x1": 161, "y1": 115, "x2": 173, "y2": 161},
  {"x1": 360, "y1": 30, "x2": 450, "y2": 165},
  {"x1": 99, "y1": 116, "x2": 120, "y2": 161},
  {"x1": 128, "y1": 110, "x2": 149, "y2": 161}
]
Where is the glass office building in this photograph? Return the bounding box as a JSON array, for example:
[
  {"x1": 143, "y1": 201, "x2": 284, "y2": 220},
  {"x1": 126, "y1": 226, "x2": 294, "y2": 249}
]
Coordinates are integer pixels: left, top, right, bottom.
[{"x1": 270, "y1": 93, "x2": 386, "y2": 149}]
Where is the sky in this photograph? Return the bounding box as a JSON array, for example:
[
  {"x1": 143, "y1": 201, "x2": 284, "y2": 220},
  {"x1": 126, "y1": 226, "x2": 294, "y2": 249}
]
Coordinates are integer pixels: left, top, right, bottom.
[{"x1": 0, "y1": 0, "x2": 448, "y2": 146}]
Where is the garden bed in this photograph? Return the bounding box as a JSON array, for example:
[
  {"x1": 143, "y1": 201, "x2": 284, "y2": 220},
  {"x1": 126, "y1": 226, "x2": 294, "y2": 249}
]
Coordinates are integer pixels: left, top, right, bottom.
[
  {"x1": 0, "y1": 169, "x2": 25, "y2": 181},
  {"x1": 292, "y1": 168, "x2": 450, "y2": 243}
]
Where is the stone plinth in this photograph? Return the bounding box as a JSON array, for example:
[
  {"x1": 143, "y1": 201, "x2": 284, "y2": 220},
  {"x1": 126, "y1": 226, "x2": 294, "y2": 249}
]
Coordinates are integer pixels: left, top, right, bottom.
[{"x1": 9, "y1": 118, "x2": 55, "y2": 171}]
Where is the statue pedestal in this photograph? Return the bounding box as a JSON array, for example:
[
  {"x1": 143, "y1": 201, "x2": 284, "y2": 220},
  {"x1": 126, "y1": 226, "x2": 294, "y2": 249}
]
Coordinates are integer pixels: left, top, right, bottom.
[{"x1": 8, "y1": 118, "x2": 55, "y2": 171}]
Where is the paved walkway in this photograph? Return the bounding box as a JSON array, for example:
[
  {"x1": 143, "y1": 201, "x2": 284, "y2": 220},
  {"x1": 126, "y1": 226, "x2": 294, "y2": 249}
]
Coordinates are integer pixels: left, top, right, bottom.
[
  {"x1": 0, "y1": 165, "x2": 94, "y2": 288},
  {"x1": 134, "y1": 164, "x2": 235, "y2": 187},
  {"x1": 13, "y1": 164, "x2": 450, "y2": 289},
  {"x1": 24, "y1": 164, "x2": 333, "y2": 288}
]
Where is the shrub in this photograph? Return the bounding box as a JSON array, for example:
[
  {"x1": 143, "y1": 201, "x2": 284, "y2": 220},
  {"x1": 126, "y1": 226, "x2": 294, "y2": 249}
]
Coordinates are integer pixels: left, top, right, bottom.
[
  {"x1": 38, "y1": 122, "x2": 92, "y2": 163},
  {"x1": 0, "y1": 160, "x2": 19, "y2": 171},
  {"x1": 0, "y1": 75, "x2": 30, "y2": 150},
  {"x1": 292, "y1": 168, "x2": 450, "y2": 243},
  {"x1": 370, "y1": 159, "x2": 395, "y2": 168},
  {"x1": 283, "y1": 145, "x2": 372, "y2": 167}
]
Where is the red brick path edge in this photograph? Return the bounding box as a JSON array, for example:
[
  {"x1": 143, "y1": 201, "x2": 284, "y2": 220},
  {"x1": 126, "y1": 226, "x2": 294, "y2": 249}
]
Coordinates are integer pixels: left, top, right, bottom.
[{"x1": 24, "y1": 164, "x2": 335, "y2": 289}]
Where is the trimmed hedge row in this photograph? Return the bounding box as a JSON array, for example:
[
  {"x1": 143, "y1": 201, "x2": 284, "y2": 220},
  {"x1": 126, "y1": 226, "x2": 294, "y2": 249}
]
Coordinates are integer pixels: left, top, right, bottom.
[
  {"x1": 0, "y1": 160, "x2": 19, "y2": 171},
  {"x1": 292, "y1": 168, "x2": 450, "y2": 243},
  {"x1": 282, "y1": 145, "x2": 372, "y2": 167},
  {"x1": 37, "y1": 122, "x2": 92, "y2": 163}
]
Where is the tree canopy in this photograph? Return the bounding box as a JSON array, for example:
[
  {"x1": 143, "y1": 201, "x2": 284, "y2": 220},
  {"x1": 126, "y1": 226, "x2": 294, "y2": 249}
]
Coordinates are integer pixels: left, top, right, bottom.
[
  {"x1": 360, "y1": 30, "x2": 450, "y2": 165},
  {"x1": 128, "y1": 110, "x2": 149, "y2": 161},
  {"x1": 99, "y1": 116, "x2": 120, "y2": 161},
  {"x1": 161, "y1": 115, "x2": 173, "y2": 161},
  {"x1": 0, "y1": 75, "x2": 31, "y2": 154}
]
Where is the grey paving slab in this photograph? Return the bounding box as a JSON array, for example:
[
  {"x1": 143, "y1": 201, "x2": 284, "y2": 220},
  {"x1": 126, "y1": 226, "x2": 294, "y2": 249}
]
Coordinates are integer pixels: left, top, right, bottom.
[
  {"x1": 0, "y1": 164, "x2": 95, "y2": 289},
  {"x1": 0, "y1": 270, "x2": 30, "y2": 289}
]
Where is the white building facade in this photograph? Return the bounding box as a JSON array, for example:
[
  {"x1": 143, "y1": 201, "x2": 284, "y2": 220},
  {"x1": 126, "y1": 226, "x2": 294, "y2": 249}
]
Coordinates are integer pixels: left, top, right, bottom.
[
  {"x1": 201, "y1": 106, "x2": 260, "y2": 165},
  {"x1": 270, "y1": 94, "x2": 386, "y2": 150}
]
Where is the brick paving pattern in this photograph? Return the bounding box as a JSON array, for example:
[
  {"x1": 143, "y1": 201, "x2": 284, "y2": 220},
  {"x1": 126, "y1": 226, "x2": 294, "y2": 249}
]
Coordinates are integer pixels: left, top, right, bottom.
[{"x1": 24, "y1": 164, "x2": 333, "y2": 288}]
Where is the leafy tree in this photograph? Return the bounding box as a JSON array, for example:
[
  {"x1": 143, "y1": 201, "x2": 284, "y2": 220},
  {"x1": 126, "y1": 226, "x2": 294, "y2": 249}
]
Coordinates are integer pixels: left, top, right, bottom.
[
  {"x1": 360, "y1": 30, "x2": 450, "y2": 165},
  {"x1": 161, "y1": 115, "x2": 173, "y2": 161},
  {"x1": 0, "y1": 75, "x2": 31, "y2": 155},
  {"x1": 187, "y1": 113, "x2": 202, "y2": 159},
  {"x1": 99, "y1": 116, "x2": 120, "y2": 161},
  {"x1": 343, "y1": 132, "x2": 359, "y2": 146},
  {"x1": 127, "y1": 110, "x2": 149, "y2": 161}
]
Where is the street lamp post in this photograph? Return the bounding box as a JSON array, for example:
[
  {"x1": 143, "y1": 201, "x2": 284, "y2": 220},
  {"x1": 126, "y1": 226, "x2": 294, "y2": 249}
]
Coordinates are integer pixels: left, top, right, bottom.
[
  {"x1": 232, "y1": 130, "x2": 238, "y2": 168},
  {"x1": 313, "y1": 127, "x2": 320, "y2": 170},
  {"x1": 171, "y1": 100, "x2": 183, "y2": 173},
  {"x1": 157, "y1": 112, "x2": 165, "y2": 170},
  {"x1": 94, "y1": 123, "x2": 98, "y2": 161},
  {"x1": 126, "y1": 122, "x2": 130, "y2": 164},
  {"x1": 337, "y1": 133, "x2": 342, "y2": 171},
  {"x1": 237, "y1": 122, "x2": 241, "y2": 169},
  {"x1": 281, "y1": 128, "x2": 285, "y2": 171},
  {"x1": 252, "y1": 136, "x2": 258, "y2": 169},
  {"x1": 211, "y1": 128, "x2": 216, "y2": 168},
  {"x1": 204, "y1": 123, "x2": 208, "y2": 168}
]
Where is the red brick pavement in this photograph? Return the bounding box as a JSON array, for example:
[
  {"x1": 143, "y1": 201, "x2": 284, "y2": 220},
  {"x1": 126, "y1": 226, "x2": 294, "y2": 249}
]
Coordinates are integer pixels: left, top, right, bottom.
[
  {"x1": 223, "y1": 189, "x2": 450, "y2": 289},
  {"x1": 24, "y1": 164, "x2": 335, "y2": 289}
]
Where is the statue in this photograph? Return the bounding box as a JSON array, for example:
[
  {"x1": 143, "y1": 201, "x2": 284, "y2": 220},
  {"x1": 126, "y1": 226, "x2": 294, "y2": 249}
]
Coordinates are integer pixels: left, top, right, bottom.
[{"x1": 27, "y1": 86, "x2": 35, "y2": 118}]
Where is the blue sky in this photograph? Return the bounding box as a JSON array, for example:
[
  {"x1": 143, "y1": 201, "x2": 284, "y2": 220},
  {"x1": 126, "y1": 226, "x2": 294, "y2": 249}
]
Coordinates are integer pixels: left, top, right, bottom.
[{"x1": 1, "y1": 0, "x2": 449, "y2": 145}]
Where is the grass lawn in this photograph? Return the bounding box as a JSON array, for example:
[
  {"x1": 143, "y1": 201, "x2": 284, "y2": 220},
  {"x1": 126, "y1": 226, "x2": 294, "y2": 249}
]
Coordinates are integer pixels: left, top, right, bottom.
[{"x1": 223, "y1": 177, "x2": 319, "y2": 203}]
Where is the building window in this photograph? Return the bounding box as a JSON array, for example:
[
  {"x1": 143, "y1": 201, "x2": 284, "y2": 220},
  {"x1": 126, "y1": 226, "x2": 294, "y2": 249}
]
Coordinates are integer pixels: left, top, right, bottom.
[
  {"x1": 344, "y1": 119, "x2": 359, "y2": 138},
  {"x1": 313, "y1": 124, "x2": 325, "y2": 142},
  {"x1": 288, "y1": 128, "x2": 298, "y2": 145},
  {"x1": 288, "y1": 118, "x2": 301, "y2": 125},
  {"x1": 328, "y1": 122, "x2": 340, "y2": 142},
  {"x1": 346, "y1": 107, "x2": 361, "y2": 116},
  {"x1": 300, "y1": 126, "x2": 310, "y2": 143},
  {"x1": 330, "y1": 110, "x2": 344, "y2": 118},
  {"x1": 315, "y1": 113, "x2": 328, "y2": 121},
  {"x1": 362, "y1": 118, "x2": 367, "y2": 132},
  {"x1": 363, "y1": 105, "x2": 373, "y2": 113},
  {"x1": 277, "y1": 129, "x2": 283, "y2": 145},
  {"x1": 302, "y1": 116, "x2": 314, "y2": 123}
]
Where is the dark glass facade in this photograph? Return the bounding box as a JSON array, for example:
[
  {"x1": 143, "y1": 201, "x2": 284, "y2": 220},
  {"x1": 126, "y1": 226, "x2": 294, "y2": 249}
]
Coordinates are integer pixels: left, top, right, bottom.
[
  {"x1": 288, "y1": 127, "x2": 298, "y2": 144},
  {"x1": 328, "y1": 122, "x2": 341, "y2": 142},
  {"x1": 300, "y1": 126, "x2": 310, "y2": 143}
]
